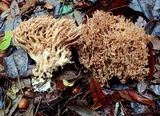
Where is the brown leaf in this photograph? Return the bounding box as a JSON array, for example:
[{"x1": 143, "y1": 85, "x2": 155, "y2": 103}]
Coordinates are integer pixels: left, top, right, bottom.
[
  {"x1": 0, "y1": 2, "x2": 9, "y2": 12},
  {"x1": 127, "y1": 89, "x2": 156, "y2": 106},
  {"x1": 118, "y1": 89, "x2": 156, "y2": 106},
  {"x1": 90, "y1": 79, "x2": 104, "y2": 110},
  {"x1": 90, "y1": 79, "x2": 104, "y2": 103},
  {"x1": 118, "y1": 90, "x2": 134, "y2": 102},
  {"x1": 101, "y1": 94, "x2": 114, "y2": 115}
]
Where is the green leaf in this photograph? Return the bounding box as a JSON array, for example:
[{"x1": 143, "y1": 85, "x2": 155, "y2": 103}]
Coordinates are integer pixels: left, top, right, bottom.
[
  {"x1": 0, "y1": 30, "x2": 12, "y2": 50},
  {"x1": 63, "y1": 79, "x2": 74, "y2": 87},
  {"x1": 60, "y1": 4, "x2": 73, "y2": 16}
]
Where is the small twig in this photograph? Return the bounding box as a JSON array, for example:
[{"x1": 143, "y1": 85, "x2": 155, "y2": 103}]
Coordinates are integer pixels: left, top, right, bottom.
[
  {"x1": 58, "y1": 105, "x2": 61, "y2": 116},
  {"x1": 107, "y1": 5, "x2": 128, "y2": 12},
  {"x1": 119, "y1": 101, "x2": 128, "y2": 116},
  {"x1": 34, "y1": 95, "x2": 44, "y2": 116},
  {"x1": 60, "y1": 92, "x2": 83, "y2": 115},
  {"x1": 104, "y1": 0, "x2": 115, "y2": 11}
]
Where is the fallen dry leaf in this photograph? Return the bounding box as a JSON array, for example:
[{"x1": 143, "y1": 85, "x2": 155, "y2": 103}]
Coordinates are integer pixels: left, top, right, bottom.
[
  {"x1": 127, "y1": 89, "x2": 156, "y2": 106},
  {"x1": 117, "y1": 89, "x2": 156, "y2": 106},
  {"x1": 90, "y1": 79, "x2": 104, "y2": 103},
  {"x1": 0, "y1": 2, "x2": 9, "y2": 12}
]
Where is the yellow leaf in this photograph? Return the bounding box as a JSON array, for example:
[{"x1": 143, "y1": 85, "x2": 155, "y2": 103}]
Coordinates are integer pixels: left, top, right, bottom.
[{"x1": 62, "y1": 79, "x2": 74, "y2": 87}]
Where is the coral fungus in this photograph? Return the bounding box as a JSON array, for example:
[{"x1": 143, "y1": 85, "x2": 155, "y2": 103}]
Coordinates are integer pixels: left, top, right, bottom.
[
  {"x1": 12, "y1": 16, "x2": 78, "y2": 91},
  {"x1": 75, "y1": 11, "x2": 154, "y2": 86}
]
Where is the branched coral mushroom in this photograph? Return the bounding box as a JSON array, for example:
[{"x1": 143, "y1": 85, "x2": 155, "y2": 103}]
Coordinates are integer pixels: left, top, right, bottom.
[
  {"x1": 75, "y1": 11, "x2": 154, "y2": 86},
  {"x1": 12, "y1": 16, "x2": 79, "y2": 91}
]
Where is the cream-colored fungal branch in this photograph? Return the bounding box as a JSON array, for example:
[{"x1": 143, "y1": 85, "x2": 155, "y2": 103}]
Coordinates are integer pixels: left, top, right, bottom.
[
  {"x1": 12, "y1": 15, "x2": 79, "y2": 91},
  {"x1": 75, "y1": 11, "x2": 154, "y2": 86}
]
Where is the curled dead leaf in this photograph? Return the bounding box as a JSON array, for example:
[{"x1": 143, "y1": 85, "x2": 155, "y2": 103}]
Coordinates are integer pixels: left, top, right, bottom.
[{"x1": 0, "y1": 2, "x2": 9, "y2": 12}]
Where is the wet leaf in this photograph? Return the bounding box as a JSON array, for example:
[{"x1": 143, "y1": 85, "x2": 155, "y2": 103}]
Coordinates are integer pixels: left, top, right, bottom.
[
  {"x1": 68, "y1": 105, "x2": 100, "y2": 116},
  {"x1": 137, "y1": 81, "x2": 148, "y2": 94},
  {"x1": 90, "y1": 79, "x2": 104, "y2": 103},
  {"x1": 150, "y1": 85, "x2": 160, "y2": 95},
  {"x1": 62, "y1": 79, "x2": 74, "y2": 87},
  {"x1": 4, "y1": 49, "x2": 28, "y2": 79},
  {"x1": 8, "y1": 94, "x2": 23, "y2": 116},
  {"x1": 101, "y1": 94, "x2": 114, "y2": 115},
  {"x1": 118, "y1": 90, "x2": 134, "y2": 102},
  {"x1": 0, "y1": 30, "x2": 12, "y2": 50},
  {"x1": 127, "y1": 89, "x2": 156, "y2": 106},
  {"x1": 118, "y1": 89, "x2": 156, "y2": 106},
  {"x1": 10, "y1": 0, "x2": 20, "y2": 17}
]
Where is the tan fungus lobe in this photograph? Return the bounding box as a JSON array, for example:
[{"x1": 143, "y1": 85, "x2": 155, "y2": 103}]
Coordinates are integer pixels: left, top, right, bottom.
[
  {"x1": 12, "y1": 15, "x2": 79, "y2": 79},
  {"x1": 75, "y1": 11, "x2": 154, "y2": 86}
]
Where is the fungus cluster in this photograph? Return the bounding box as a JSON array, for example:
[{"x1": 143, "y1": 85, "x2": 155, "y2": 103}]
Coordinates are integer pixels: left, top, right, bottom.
[
  {"x1": 75, "y1": 11, "x2": 153, "y2": 86},
  {"x1": 12, "y1": 16, "x2": 78, "y2": 91},
  {"x1": 12, "y1": 11, "x2": 154, "y2": 90}
]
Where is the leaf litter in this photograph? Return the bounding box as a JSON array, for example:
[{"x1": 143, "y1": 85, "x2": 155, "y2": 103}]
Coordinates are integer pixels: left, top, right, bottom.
[{"x1": 0, "y1": 0, "x2": 160, "y2": 116}]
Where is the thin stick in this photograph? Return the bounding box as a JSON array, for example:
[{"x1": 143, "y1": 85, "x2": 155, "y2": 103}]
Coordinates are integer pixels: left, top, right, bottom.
[{"x1": 34, "y1": 95, "x2": 43, "y2": 116}]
